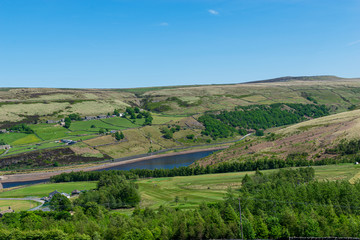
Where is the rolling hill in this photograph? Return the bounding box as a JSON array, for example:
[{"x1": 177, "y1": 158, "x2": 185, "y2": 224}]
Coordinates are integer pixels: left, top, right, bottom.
[
  {"x1": 197, "y1": 108, "x2": 360, "y2": 166},
  {"x1": 1, "y1": 75, "x2": 360, "y2": 127}
]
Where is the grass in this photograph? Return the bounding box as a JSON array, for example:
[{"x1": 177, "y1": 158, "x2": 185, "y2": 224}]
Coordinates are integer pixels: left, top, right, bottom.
[
  {"x1": 2, "y1": 78, "x2": 360, "y2": 124},
  {"x1": 0, "y1": 133, "x2": 41, "y2": 146},
  {"x1": 0, "y1": 200, "x2": 40, "y2": 212},
  {"x1": 0, "y1": 182, "x2": 97, "y2": 198},
  {"x1": 70, "y1": 120, "x2": 116, "y2": 132},
  {"x1": 70, "y1": 117, "x2": 141, "y2": 133},
  {"x1": 151, "y1": 113, "x2": 185, "y2": 125},
  {"x1": 0, "y1": 163, "x2": 359, "y2": 211},
  {"x1": 100, "y1": 117, "x2": 142, "y2": 128},
  {"x1": 11, "y1": 134, "x2": 41, "y2": 145},
  {"x1": 31, "y1": 124, "x2": 69, "y2": 140},
  {"x1": 84, "y1": 135, "x2": 116, "y2": 147},
  {"x1": 96, "y1": 128, "x2": 161, "y2": 158},
  {"x1": 136, "y1": 163, "x2": 360, "y2": 209},
  {"x1": 5, "y1": 141, "x2": 67, "y2": 156}
]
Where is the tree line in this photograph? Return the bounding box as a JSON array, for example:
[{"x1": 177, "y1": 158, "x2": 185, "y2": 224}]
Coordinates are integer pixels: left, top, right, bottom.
[
  {"x1": 3, "y1": 168, "x2": 360, "y2": 239},
  {"x1": 198, "y1": 103, "x2": 329, "y2": 139},
  {"x1": 50, "y1": 156, "x2": 355, "y2": 183},
  {"x1": 326, "y1": 139, "x2": 360, "y2": 155},
  {"x1": 7, "y1": 124, "x2": 34, "y2": 134}
]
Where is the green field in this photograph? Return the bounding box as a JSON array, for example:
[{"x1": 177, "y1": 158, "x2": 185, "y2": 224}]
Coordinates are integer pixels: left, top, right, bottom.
[
  {"x1": 0, "y1": 133, "x2": 41, "y2": 146},
  {"x1": 101, "y1": 117, "x2": 144, "y2": 128},
  {"x1": 31, "y1": 124, "x2": 69, "y2": 140},
  {"x1": 0, "y1": 200, "x2": 40, "y2": 212},
  {"x1": 0, "y1": 164, "x2": 359, "y2": 210},
  {"x1": 69, "y1": 117, "x2": 142, "y2": 132},
  {"x1": 0, "y1": 182, "x2": 97, "y2": 198},
  {"x1": 136, "y1": 163, "x2": 360, "y2": 209}
]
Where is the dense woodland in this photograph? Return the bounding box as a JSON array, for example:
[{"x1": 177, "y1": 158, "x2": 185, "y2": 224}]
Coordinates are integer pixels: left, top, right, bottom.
[
  {"x1": 74, "y1": 175, "x2": 140, "y2": 209},
  {"x1": 2, "y1": 168, "x2": 360, "y2": 239},
  {"x1": 198, "y1": 103, "x2": 329, "y2": 139}
]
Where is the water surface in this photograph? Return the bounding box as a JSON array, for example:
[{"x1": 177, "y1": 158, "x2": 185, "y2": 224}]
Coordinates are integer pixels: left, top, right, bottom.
[{"x1": 1, "y1": 150, "x2": 215, "y2": 188}]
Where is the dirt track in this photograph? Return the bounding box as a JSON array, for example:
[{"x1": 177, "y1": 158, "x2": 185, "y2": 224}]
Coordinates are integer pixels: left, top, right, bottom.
[{"x1": 0, "y1": 146, "x2": 227, "y2": 183}]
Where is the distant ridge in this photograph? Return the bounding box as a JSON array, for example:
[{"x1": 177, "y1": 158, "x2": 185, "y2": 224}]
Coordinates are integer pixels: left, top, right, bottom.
[{"x1": 244, "y1": 75, "x2": 343, "y2": 84}]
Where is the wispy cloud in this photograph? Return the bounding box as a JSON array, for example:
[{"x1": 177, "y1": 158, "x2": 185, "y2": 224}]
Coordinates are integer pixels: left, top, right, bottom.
[
  {"x1": 159, "y1": 22, "x2": 169, "y2": 26},
  {"x1": 348, "y1": 40, "x2": 360, "y2": 46},
  {"x1": 208, "y1": 9, "x2": 219, "y2": 15}
]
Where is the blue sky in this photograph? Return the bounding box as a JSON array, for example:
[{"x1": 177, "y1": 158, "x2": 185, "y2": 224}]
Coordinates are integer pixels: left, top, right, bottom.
[{"x1": 0, "y1": 0, "x2": 359, "y2": 88}]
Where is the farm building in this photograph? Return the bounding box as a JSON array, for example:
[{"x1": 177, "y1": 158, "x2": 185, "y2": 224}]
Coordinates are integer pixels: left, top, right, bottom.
[
  {"x1": 60, "y1": 139, "x2": 77, "y2": 145},
  {"x1": 0, "y1": 129, "x2": 7, "y2": 133},
  {"x1": 84, "y1": 116, "x2": 96, "y2": 120},
  {"x1": 97, "y1": 115, "x2": 107, "y2": 119},
  {"x1": 47, "y1": 190, "x2": 71, "y2": 200},
  {"x1": 0, "y1": 145, "x2": 11, "y2": 150},
  {"x1": 71, "y1": 189, "x2": 81, "y2": 196}
]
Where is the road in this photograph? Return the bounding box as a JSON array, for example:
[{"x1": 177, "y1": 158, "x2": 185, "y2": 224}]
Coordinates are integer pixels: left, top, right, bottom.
[{"x1": 0, "y1": 149, "x2": 9, "y2": 156}]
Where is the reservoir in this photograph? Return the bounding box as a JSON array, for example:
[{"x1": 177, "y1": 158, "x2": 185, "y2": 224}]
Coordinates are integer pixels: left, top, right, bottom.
[{"x1": 1, "y1": 149, "x2": 216, "y2": 188}]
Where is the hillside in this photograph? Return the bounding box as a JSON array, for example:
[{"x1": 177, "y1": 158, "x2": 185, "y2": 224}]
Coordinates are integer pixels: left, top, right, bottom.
[
  {"x1": 1, "y1": 76, "x2": 360, "y2": 127},
  {"x1": 2, "y1": 75, "x2": 360, "y2": 167},
  {"x1": 197, "y1": 109, "x2": 360, "y2": 166}
]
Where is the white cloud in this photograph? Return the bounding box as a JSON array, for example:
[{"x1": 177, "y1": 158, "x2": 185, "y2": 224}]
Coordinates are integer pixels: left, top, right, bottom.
[
  {"x1": 159, "y1": 22, "x2": 169, "y2": 26},
  {"x1": 208, "y1": 9, "x2": 219, "y2": 15},
  {"x1": 348, "y1": 40, "x2": 360, "y2": 46}
]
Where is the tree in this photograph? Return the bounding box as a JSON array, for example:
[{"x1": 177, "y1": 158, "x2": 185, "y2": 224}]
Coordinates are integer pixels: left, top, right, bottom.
[
  {"x1": 163, "y1": 131, "x2": 173, "y2": 139},
  {"x1": 90, "y1": 125, "x2": 96, "y2": 128},
  {"x1": 49, "y1": 193, "x2": 72, "y2": 211},
  {"x1": 126, "y1": 107, "x2": 136, "y2": 119},
  {"x1": 115, "y1": 131, "x2": 124, "y2": 141},
  {"x1": 113, "y1": 109, "x2": 120, "y2": 116},
  {"x1": 186, "y1": 134, "x2": 194, "y2": 140},
  {"x1": 119, "y1": 131, "x2": 124, "y2": 140},
  {"x1": 68, "y1": 113, "x2": 81, "y2": 121},
  {"x1": 9, "y1": 124, "x2": 34, "y2": 134},
  {"x1": 99, "y1": 128, "x2": 106, "y2": 135},
  {"x1": 134, "y1": 107, "x2": 140, "y2": 113},
  {"x1": 64, "y1": 117, "x2": 71, "y2": 129},
  {"x1": 255, "y1": 129, "x2": 264, "y2": 136},
  {"x1": 0, "y1": 139, "x2": 6, "y2": 145}
]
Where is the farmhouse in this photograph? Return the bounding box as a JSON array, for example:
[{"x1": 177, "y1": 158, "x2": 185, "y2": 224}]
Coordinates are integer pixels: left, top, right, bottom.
[
  {"x1": 97, "y1": 115, "x2": 107, "y2": 119},
  {"x1": 0, "y1": 145, "x2": 11, "y2": 150},
  {"x1": 44, "y1": 190, "x2": 71, "y2": 201},
  {"x1": 0, "y1": 129, "x2": 7, "y2": 133},
  {"x1": 71, "y1": 189, "x2": 81, "y2": 196}
]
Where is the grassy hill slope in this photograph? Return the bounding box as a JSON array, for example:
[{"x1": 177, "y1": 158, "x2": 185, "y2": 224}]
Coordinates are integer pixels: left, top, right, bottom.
[
  {"x1": 197, "y1": 109, "x2": 360, "y2": 166},
  {"x1": 1, "y1": 76, "x2": 360, "y2": 127}
]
